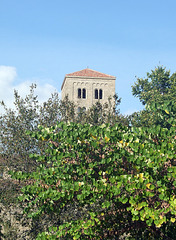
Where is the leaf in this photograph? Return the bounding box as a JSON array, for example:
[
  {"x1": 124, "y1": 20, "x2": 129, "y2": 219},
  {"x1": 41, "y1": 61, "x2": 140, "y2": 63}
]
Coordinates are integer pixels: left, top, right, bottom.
[{"x1": 146, "y1": 183, "x2": 151, "y2": 189}]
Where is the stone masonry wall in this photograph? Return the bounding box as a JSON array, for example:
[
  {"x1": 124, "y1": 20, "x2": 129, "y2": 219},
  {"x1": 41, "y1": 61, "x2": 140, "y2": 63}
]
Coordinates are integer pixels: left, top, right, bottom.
[{"x1": 62, "y1": 76, "x2": 115, "y2": 110}]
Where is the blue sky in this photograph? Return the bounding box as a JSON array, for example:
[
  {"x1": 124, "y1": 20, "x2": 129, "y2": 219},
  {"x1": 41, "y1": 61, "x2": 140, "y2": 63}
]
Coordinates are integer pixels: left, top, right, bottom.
[{"x1": 0, "y1": 0, "x2": 176, "y2": 114}]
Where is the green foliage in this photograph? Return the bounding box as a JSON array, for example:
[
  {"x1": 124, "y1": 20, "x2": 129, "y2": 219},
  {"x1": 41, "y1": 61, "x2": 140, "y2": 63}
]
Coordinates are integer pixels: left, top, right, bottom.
[
  {"x1": 76, "y1": 93, "x2": 127, "y2": 126},
  {"x1": 12, "y1": 100, "x2": 176, "y2": 239},
  {"x1": 0, "y1": 84, "x2": 62, "y2": 172},
  {"x1": 132, "y1": 66, "x2": 176, "y2": 105},
  {"x1": 2, "y1": 74, "x2": 175, "y2": 238},
  {"x1": 130, "y1": 99, "x2": 176, "y2": 129},
  {"x1": 0, "y1": 85, "x2": 63, "y2": 238},
  {"x1": 0, "y1": 83, "x2": 125, "y2": 238},
  {"x1": 0, "y1": 84, "x2": 124, "y2": 173},
  {"x1": 131, "y1": 66, "x2": 176, "y2": 128},
  {"x1": 0, "y1": 84, "x2": 39, "y2": 172},
  {"x1": 57, "y1": 95, "x2": 76, "y2": 123}
]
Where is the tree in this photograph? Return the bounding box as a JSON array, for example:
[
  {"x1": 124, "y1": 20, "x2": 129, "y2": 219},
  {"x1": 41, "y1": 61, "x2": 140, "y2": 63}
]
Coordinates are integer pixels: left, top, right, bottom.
[
  {"x1": 0, "y1": 84, "x2": 40, "y2": 172},
  {"x1": 11, "y1": 100, "x2": 176, "y2": 239},
  {"x1": 58, "y1": 95, "x2": 76, "y2": 123},
  {"x1": 0, "y1": 84, "x2": 126, "y2": 238},
  {"x1": 0, "y1": 85, "x2": 64, "y2": 239},
  {"x1": 131, "y1": 66, "x2": 176, "y2": 128},
  {"x1": 86, "y1": 93, "x2": 123, "y2": 125},
  {"x1": 132, "y1": 66, "x2": 176, "y2": 105},
  {"x1": 0, "y1": 84, "x2": 63, "y2": 172},
  {"x1": 0, "y1": 89, "x2": 125, "y2": 172}
]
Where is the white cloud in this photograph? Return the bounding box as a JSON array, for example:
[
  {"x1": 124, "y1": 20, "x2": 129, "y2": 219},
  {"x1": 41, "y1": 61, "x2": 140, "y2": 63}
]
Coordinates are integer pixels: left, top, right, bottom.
[
  {"x1": 0, "y1": 66, "x2": 17, "y2": 104},
  {"x1": 0, "y1": 66, "x2": 17, "y2": 84},
  {"x1": 0, "y1": 66, "x2": 60, "y2": 114}
]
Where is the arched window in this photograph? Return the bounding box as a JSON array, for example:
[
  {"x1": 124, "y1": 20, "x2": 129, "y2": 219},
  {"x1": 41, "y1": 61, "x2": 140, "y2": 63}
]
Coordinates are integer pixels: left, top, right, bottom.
[
  {"x1": 95, "y1": 89, "x2": 98, "y2": 99},
  {"x1": 82, "y1": 88, "x2": 86, "y2": 99},
  {"x1": 78, "y1": 88, "x2": 81, "y2": 98},
  {"x1": 99, "y1": 89, "x2": 103, "y2": 99},
  {"x1": 77, "y1": 107, "x2": 81, "y2": 113}
]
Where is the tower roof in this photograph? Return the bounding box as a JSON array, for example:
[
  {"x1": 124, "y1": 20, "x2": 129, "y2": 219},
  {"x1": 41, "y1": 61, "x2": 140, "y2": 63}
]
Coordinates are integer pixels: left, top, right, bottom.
[
  {"x1": 61, "y1": 68, "x2": 116, "y2": 90},
  {"x1": 66, "y1": 68, "x2": 115, "y2": 78}
]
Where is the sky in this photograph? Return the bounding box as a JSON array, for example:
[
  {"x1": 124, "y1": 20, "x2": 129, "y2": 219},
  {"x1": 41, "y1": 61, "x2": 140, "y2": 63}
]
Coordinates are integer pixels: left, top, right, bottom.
[{"x1": 0, "y1": 0, "x2": 176, "y2": 115}]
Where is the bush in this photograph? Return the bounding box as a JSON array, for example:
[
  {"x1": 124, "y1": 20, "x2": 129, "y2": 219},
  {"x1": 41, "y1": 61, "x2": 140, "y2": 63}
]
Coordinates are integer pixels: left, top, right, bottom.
[{"x1": 12, "y1": 100, "x2": 176, "y2": 239}]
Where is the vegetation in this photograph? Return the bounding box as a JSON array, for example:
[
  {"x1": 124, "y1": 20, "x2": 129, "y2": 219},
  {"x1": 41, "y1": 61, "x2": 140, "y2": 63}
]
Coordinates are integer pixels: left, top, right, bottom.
[
  {"x1": 0, "y1": 66, "x2": 176, "y2": 239},
  {"x1": 0, "y1": 84, "x2": 123, "y2": 172},
  {"x1": 0, "y1": 83, "x2": 123, "y2": 239},
  {"x1": 132, "y1": 66, "x2": 176, "y2": 106},
  {"x1": 131, "y1": 66, "x2": 176, "y2": 128},
  {"x1": 10, "y1": 98, "x2": 176, "y2": 239}
]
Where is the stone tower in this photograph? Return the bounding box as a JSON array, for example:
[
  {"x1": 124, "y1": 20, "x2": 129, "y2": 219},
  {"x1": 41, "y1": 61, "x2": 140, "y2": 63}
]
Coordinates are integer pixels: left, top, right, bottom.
[{"x1": 61, "y1": 68, "x2": 116, "y2": 110}]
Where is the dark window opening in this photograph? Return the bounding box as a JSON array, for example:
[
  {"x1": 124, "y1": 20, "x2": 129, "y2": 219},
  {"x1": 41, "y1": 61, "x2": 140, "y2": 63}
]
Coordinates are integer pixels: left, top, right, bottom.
[
  {"x1": 78, "y1": 88, "x2": 81, "y2": 98},
  {"x1": 99, "y1": 89, "x2": 103, "y2": 99},
  {"x1": 82, "y1": 88, "x2": 86, "y2": 99},
  {"x1": 95, "y1": 89, "x2": 98, "y2": 99}
]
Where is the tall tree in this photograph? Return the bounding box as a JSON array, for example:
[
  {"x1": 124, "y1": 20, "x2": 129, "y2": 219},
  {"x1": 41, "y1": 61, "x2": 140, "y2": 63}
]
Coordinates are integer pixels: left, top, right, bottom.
[
  {"x1": 0, "y1": 85, "x2": 124, "y2": 172},
  {"x1": 132, "y1": 66, "x2": 176, "y2": 105},
  {"x1": 0, "y1": 84, "x2": 62, "y2": 172},
  {"x1": 131, "y1": 66, "x2": 176, "y2": 127},
  {"x1": 0, "y1": 84, "x2": 126, "y2": 238},
  {"x1": 13, "y1": 103, "x2": 176, "y2": 239}
]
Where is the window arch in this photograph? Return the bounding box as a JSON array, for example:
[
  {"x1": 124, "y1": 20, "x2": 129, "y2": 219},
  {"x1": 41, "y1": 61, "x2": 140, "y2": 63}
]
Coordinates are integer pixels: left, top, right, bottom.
[
  {"x1": 78, "y1": 88, "x2": 81, "y2": 98},
  {"x1": 94, "y1": 89, "x2": 103, "y2": 99},
  {"x1": 82, "y1": 88, "x2": 86, "y2": 99},
  {"x1": 78, "y1": 88, "x2": 87, "y2": 99},
  {"x1": 95, "y1": 89, "x2": 98, "y2": 99},
  {"x1": 99, "y1": 89, "x2": 103, "y2": 99}
]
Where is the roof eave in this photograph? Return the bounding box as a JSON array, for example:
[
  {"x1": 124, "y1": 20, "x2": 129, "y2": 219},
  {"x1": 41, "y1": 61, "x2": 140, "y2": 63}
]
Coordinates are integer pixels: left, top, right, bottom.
[{"x1": 65, "y1": 75, "x2": 116, "y2": 80}]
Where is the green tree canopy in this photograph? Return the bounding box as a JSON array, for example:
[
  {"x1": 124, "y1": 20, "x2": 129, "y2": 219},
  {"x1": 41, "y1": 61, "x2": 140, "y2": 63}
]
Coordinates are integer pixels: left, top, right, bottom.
[
  {"x1": 0, "y1": 84, "x2": 126, "y2": 238},
  {"x1": 10, "y1": 100, "x2": 176, "y2": 239},
  {"x1": 131, "y1": 66, "x2": 176, "y2": 128},
  {"x1": 0, "y1": 84, "x2": 62, "y2": 172},
  {"x1": 0, "y1": 85, "x2": 124, "y2": 173},
  {"x1": 132, "y1": 66, "x2": 176, "y2": 105}
]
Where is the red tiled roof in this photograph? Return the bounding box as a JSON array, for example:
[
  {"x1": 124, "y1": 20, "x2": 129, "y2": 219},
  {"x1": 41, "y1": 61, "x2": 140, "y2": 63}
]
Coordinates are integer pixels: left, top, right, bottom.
[{"x1": 66, "y1": 68, "x2": 115, "y2": 78}]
